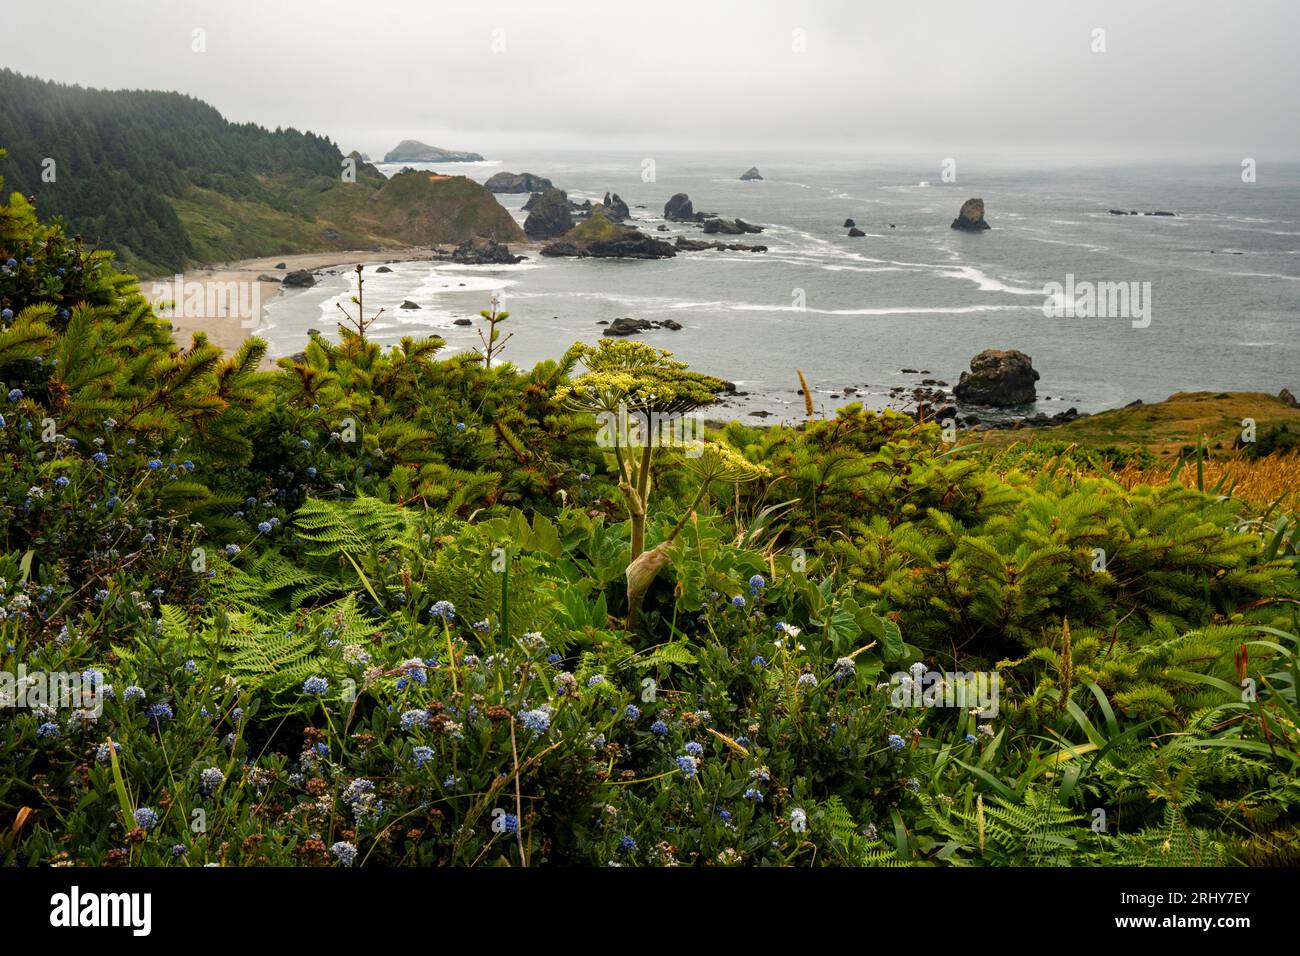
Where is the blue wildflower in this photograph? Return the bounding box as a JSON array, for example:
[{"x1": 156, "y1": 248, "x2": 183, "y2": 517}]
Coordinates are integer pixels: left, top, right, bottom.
[
  {"x1": 330, "y1": 841, "x2": 357, "y2": 866},
  {"x1": 752, "y1": 655, "x2": 768, "y2": 667},
  {"x1": 964, "y1": 733, "x2": 977, "y2": 744},
  {"x1": 6, "y1": 388, "x2": 21, "y2": 402},
  {"x1": 732, "y1": 595, "x2": 746, "y2": 609},
  {"x1": 146, "y1": 703, "x2": 173, "y2": 722},
  {"x1": 675, "y1": 755, "x2": 698, "y2": 777},
  {"x1": 651, "y1": 720, "x2": 669, "y2": 736},
  {"x1": 123, "y1": 686, "x2": 145, "y2": 702},
  {"x1": 302, "y1": 676, "x2": 328, "y2": 695},
  {"x1": 624, "y1": 704, "x2": 641, "y2": 720},
  {"x1": 430, "y1": 600, "x2": 455, "y2": 622},
  {"x1": 411, "y1": 746, "x2": 435, "y2": 768},
  {"x1": 199, "y1": 767, "x2": 225, "y2": 795},
  {"x1": 146, "y1": 459, "x2": 162, "y2": 470},
  {"x1": 134, "y1": 807, "x2": 159, "y2": 829},
  {"x1": 619, "y1": 835, "x2": 636, "y2": 851},
  {"x1": 517, "y1": 708, "x2": 551, "y2": 734},
  {"x1": 500, "y1": 813, "x2": 519, "y2": 834},
  {"x1": 887, "y1": 734, "x2": 906, "y2": 751},
  {"x1": 684, "y1": 741, "x2": 704, "y2": 756},
  {"x1": 455, "y1": 422, "x2": 466, "y2": 432},
  {"x1": 36, "y1": 721, "x2": 60, "y2": 739},
  {"x1": 748, "y1": 574, "x2": 766, "y2": 593},
  {"x1": 400, "y1": 709, "x2": 428, "y2": 731},
  {"x1": 55, "y1": 476, "x2": 70, "y2": 489},
  {"x1": 587, "y1": 675, "x2": 606, "y2": 688},
  {"x1": 257, "y1": 521, "x2": 272, "y2": 533},
  {"x1": 743, "y1": 788, "x2": 764, "y2": 802},
  {"x1": 92, "y1": 451, "x2": 109, "y2": 465}
]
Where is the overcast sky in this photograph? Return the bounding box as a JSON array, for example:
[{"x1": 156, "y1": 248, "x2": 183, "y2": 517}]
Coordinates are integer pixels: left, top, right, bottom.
[{"x1": 4, "y1": 0, "x2": 1298, "y2": 161}]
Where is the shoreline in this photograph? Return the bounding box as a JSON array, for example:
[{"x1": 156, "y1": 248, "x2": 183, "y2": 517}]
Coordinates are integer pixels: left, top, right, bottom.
[{"x1": 134, "y1": 247, "x2": 465, "y2": 358}]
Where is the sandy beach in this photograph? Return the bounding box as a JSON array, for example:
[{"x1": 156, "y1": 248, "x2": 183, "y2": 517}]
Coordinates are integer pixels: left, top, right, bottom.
[{"x1": 134, "y1": 247, "x2": 449, "y2": 358}]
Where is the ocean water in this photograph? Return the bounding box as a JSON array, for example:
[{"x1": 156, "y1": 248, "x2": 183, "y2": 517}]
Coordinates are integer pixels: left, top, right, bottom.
[{"x1": 259, "y1": 153, "x2": 1300, "y2": 420}]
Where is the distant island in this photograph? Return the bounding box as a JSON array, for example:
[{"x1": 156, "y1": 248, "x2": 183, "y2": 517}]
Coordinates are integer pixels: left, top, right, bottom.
[{"x1": 382, "y1": 139, "x2": 485, "y2": 163}]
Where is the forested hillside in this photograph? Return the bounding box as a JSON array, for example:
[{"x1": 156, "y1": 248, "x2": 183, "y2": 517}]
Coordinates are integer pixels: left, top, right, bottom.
[{"x1": 0, "y1": 70, "x2": 520, "y2": 275}]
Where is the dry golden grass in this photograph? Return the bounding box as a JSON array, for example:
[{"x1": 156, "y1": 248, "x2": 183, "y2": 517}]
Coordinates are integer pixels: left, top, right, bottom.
[{"x1": 1105, "y1": 452, "x2": 1300, "y2": 506}]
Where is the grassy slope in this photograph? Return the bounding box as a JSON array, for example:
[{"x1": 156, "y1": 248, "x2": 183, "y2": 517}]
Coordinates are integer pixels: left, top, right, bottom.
[
  {"x1": 976, "y1": 391, "x2": 1300, "y2": 456},
  {"x1": 169, "y1": 170, "x2": 524, "y2": 265}
]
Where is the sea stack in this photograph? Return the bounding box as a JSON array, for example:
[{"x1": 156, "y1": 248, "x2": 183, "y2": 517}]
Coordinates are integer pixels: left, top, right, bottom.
[
  {"x1": 954, "y1": 349, "x2": 1038, "y2": 406},
  {"x1": 664, "y1": 193, "x2": 695, "y2": 222},
  {"x1": 740, "y1": 166, "x2": 763, "y2": 181},
  {"x1": 524, "y1": 188, "x2": 574, "y2": 238},
  {"x1": 951, "y1": 198, "x2": 991, "y2": 231}
]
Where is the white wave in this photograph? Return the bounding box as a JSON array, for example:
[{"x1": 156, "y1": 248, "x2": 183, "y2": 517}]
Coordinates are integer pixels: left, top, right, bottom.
[
  {"x1": 1225, "y1": 271, "x2": 1300, "y2": 281},
  {"x1": 939, "y1": 265, "x2": 1044, "y2": 295}
]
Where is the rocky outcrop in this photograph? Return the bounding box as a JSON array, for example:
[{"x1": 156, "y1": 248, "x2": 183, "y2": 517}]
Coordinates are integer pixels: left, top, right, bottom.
[
  {"x1": 664, "y1": 193, "x2": 695, "y2": 222},
  {"x1": 453, "y1": 318, "x2": 473, "y2": 326},
  {"x1": 383, "y1": 139, "x2": 484, "y2": 163},
  {"x1": 847, "y1": 227, "x2": 865, "y2": 237},
  {"x1": 256, "y1": 273, "x2": 282, "y2": 283},
  {"x1": 740, "y1": 166, "x2": 763, "y2": 181},
  {"x1": 674, "y1": 238, "x2": 767, "y2": 253},
  {"x1": 702, "y1": 217, "x2": 763, "y2": 235},
  {"x1": 590, "y1": 192, "x2": 631, "y2": 223},
  {"x1": 953, "y1": 349, "x2": 1039, "y2": 406},
  {"x1": 524, "y1": 188, "x2": 575, "y2": 239},
  {"x1": 541, "y1": 215, "x2": 676, "y2": 259},
  {"x1": 843, "y1": 218, "x2": 855, "y2": 228},
  {"x1": 1280, "y1": 387, "x2": 1298, "y2": 408},
  {"x1": 282, "y1": 270, "x2": 317, "y2": 288},
  {"x1": 603, "y1": 317, "x2": 682, "y2": 336},
  {"x1": 375, "y1": 265, "x2": 393, "y2": 273},
  {"x1": 951, "y1": 198, "x2": 991, "y2": 231},
  {"x1": 345, "y1": 150, "x2": 383, "y2": 180},
  {"x1": 485, "y1": 172, "x2": 553, "y2": 193},
  {"x1": 1109, "y1": 209, "x2": 1178, "y2": 217},
  {"x1": 400, "y1": 300, "x2": 420, "y2": 310},
  {"x1": 450, "y1": 236, "x2": 524, "y2": 264}
]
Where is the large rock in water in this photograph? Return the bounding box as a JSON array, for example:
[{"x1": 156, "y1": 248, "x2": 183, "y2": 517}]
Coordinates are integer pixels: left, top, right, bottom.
[
  {"x1": 484, "y1": 171, "x2": 553, "y2": 193},
  {"x1": 450, "y1": 236, "x2": 524, "y2": 264},
  {"x1": 951, "y1": 198, "x2": 991, "y2": 231},
  {"x1": 541, "y1": 215, "x2": 676, "y2": 259},
  {"x1": 702, "y1": 217, "x2": 763, "y2": 235},
  {"x1": 524, "y1": 188, "x2": 574, "y2": 239},
  {"x1": 954, "y1": 349, "x2": 1039, "y2": 406},
  {"x1": 282, "y1": 270, "x2": 317, "y2": 288},
  {"x1": 664, "y1": 193, "x2": 695, "y2": 222},
  {"x1": 740, "y1": 166, "x2": 763, "y2": 181}
]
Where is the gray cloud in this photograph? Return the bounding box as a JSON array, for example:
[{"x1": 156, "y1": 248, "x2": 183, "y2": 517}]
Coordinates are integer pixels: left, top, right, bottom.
[{"x1": 4, "y1": 0, "x2": 1297, "y2": 160}]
